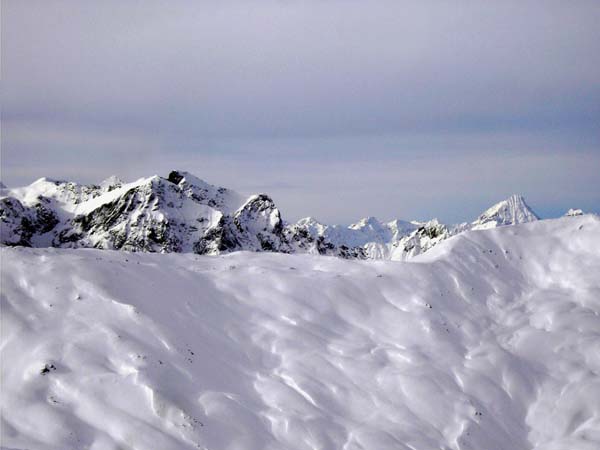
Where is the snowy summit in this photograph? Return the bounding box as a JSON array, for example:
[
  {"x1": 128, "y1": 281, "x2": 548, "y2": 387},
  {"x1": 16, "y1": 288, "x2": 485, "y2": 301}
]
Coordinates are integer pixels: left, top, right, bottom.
[
  {"x1": 471, "y1": 194, "x2": 539, "y2": 230},
  {"x1": 1, "y1": 171, "x2": 542, "y2": 261}
]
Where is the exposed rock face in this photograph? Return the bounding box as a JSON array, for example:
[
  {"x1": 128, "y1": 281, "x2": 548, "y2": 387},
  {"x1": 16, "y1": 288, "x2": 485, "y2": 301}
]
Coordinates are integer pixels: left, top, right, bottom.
[
  {"x1": 193, "y1": 215, "x2": 240, "y2": 255},
  {"x1": 394, "y1": 219, "x2": 451, "y2": 260},
  {"x1": 58, "y1": 176, "x2": 224, "y2": 252},
  {"x1": 232, "y1": 195, "x2": 289, "y2": 252},
  {"x1": 170, "y1": 171, "x2": 244, "y2": 214},
  {"x1": 284, "y1": 218, "x2": 368, "y2": 259},
  {"x1": 0, "y1": 197, "x2": 37, "y2": 246},
  {"x1": 1, "y1": 173, "x2": 233, "y2": 253},
  {"x1": 0, "y1": 172, "x2": 298, "y2": 255},
  {"x1": 0, "y1": 174, "x2": 540, "y2": 260},
  {"x1": 0, "y1": 196, "x2": 59, "y2": 247}
]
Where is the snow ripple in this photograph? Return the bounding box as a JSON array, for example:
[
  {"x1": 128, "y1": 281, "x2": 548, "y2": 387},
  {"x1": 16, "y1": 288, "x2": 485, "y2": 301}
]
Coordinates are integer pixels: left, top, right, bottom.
[{"x1": 1, "y1": 215, "x2": 599, "y2": 450}]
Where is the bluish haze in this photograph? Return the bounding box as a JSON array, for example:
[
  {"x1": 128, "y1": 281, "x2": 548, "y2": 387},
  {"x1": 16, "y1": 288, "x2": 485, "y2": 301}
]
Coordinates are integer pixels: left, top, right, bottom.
[{"x1": 2, "y1": 0, "x2": 599, "y2": 224}]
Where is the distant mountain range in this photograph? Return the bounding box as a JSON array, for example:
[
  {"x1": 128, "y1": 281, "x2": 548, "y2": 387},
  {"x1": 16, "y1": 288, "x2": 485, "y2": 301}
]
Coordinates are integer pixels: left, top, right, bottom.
[{"x1": 0, "y1": 170, "x2": 560, "y2": 259}]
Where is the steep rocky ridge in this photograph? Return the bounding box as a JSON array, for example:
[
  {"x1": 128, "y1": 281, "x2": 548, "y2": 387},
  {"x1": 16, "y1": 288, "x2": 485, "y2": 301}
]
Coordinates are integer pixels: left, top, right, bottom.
[{"x1": 1, "y1": 172, "x2": 542, "y2": 259}]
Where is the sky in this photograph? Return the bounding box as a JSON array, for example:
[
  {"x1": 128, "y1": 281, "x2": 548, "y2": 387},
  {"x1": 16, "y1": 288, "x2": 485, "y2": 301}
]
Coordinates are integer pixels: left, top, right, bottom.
[{"x1": 2, "y1": 0, "x2": 599, "y2": 224}]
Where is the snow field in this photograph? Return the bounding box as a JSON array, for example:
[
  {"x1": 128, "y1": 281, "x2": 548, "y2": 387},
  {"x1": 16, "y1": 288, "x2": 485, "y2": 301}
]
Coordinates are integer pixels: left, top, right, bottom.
[{"x1": 1, "y1": 215, "x2": 599, "y2": 450}]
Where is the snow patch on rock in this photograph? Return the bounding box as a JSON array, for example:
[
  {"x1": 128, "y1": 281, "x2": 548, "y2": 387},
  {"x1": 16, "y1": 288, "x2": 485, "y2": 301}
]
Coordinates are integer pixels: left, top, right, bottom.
[{"x1": 565, "y1": 208, "x2": 584, "y2": 217}]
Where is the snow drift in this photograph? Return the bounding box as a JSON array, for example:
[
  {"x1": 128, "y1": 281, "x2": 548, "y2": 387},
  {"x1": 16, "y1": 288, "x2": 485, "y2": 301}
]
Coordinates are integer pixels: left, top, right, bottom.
[{"x1": 2, "y1": 215, "x2": 599, "y2": 450}]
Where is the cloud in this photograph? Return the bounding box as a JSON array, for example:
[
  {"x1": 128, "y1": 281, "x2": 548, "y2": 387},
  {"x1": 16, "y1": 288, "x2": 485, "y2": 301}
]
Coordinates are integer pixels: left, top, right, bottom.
[{"x1": 4, "y1": 0, "x2": 600, "y2": 136}]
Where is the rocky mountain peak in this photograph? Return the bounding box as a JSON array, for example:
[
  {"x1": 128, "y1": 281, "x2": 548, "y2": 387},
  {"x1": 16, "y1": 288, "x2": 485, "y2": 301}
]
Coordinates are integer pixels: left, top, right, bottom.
[
  {"x1": 1, "y1": 175, "x2": 549, "y2": 261},
  {"x1": 231, "y1": 194, "x2": 289, "y2": 252},
  {"x1": 167, "y1": 170, "x2": 244, "y2": 214},
  {"x1": 235, "y1": 195, "x2": 282, "y2": 231},
  {"x1": 472, "y1": 195, "x2": 538, "y2": 230}
]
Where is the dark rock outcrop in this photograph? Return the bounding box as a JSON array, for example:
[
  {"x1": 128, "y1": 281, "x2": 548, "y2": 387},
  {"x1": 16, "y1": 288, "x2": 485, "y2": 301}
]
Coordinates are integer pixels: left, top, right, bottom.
[{"x1": 0, "y1": 174, "x2": 541, "y2": 260}]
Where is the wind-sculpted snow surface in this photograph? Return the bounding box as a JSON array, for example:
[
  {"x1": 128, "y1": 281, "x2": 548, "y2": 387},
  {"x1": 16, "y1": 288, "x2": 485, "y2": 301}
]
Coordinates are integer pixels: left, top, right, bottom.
[{"x1": 1, "y1": 216, "x2": 599, "y2": 450}]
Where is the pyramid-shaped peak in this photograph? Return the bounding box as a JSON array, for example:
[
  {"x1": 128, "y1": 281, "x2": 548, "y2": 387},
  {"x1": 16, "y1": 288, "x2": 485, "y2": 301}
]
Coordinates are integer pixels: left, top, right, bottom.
[{"x1": 472, "y1": 195, "x2": 538, "y2": 230}]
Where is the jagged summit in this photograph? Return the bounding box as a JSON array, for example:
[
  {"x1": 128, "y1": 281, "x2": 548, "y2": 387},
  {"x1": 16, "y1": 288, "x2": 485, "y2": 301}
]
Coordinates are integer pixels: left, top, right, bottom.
[
  {"x1": 167, "y1": 170, "x2": 245, "y2": 214},
  {"x1": 1, "y1": 174, "x2": 544, "y2": 259},
  {"x1": 471, "y1": 194, "x2": 539, "y2": 230}
]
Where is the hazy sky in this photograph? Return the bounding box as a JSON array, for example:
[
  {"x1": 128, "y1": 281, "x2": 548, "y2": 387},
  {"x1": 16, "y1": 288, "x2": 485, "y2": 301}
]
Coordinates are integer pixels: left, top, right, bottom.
[{"x1": 2, "y1": 0, "x2": 599, "y2": 224}]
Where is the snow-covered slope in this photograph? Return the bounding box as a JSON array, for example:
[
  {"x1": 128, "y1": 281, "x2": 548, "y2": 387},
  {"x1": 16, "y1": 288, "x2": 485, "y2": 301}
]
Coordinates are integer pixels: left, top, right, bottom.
[
  {"x1": 1, "y1": 173, "x2": 541, "y2": 260},
  {"x1": 2, "y1": 215, "x2": 599, "y2": 450}
]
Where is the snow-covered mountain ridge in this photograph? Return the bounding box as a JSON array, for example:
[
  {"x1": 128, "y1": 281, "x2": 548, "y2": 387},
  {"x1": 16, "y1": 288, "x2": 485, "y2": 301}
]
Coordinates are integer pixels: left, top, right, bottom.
[
  {"x1": 0, "y1": 171, "x2": 549, "y2": 259},
  {"x1": 2, "y1": 215, "x2": 599, "y2": 449}
]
